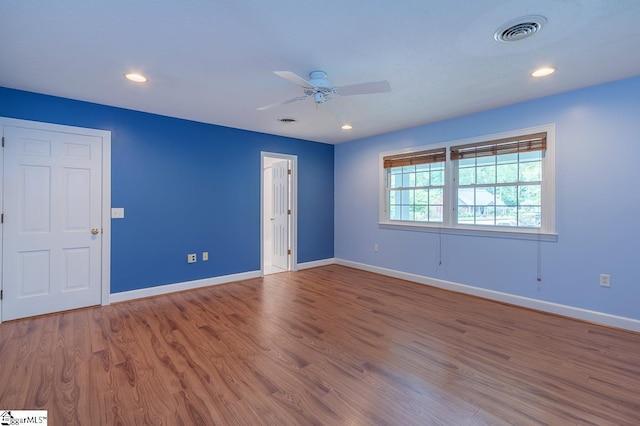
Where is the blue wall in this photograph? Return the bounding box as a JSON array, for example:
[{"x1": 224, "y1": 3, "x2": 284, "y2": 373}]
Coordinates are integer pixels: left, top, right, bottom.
[
  {"x1": 4, "y1": 75, "x2": 639, "y2": 322},
  {"x1": 335, "y1": 75, "x2": 640, "y2": 321},
  {"x1": 0, "y1": 87, "x2": 334, "y2": 293}
]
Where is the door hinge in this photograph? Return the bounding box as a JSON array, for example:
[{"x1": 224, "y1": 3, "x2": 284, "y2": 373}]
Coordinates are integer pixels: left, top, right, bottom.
[
  {"x1": 287, "y1": 169, "x2": 291, "y2": 175},
  {"x1": 287, "y1": 249, "x2": 291, "y2": 255},
  {"x1": 1, "y1": 290, "x2": 3, "y2": 300},
  {"x1": 1, "y1": 136, "x2": 4, "y2": 147},
  {"x1": 1, "y1": 213, "x2": 3, "y2": 224},
  {"x1": 287, "y1": 209, "x2": 291, "y2": 215}
]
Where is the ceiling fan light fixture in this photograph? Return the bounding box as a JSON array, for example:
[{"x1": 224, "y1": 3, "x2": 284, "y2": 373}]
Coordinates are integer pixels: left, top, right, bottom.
[
  {"x1": 531, "y1": 66, "x2": 556, "y2": 77},
  {"x1": 313, "y1": 92, "x2": 327, "y2": 104},
  {"x1": 124, "y1": 72, "x2": 148, "y2": 83}
]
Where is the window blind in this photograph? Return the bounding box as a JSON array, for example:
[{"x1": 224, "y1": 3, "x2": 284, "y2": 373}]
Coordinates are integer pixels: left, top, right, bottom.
[
  {"x1": 383, "y1": 147, "x2": 446, "y2": 169},
  {"x1": 450, "y1": 132, "x2": 547, "y2": 160}
]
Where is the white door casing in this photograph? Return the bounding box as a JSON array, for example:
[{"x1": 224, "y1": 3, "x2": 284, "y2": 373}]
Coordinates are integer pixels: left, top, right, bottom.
[
  {"x1": 1, "y1": 119, "x2": 111, "y2": 321},
  {"x1": 272, "y1": 160, "x2": 289, "y2": 271}
]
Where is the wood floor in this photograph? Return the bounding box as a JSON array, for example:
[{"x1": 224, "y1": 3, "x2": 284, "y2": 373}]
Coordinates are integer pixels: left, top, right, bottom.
[{"x1": 1, "y1": 265, "x2": 639, "y2": 425}]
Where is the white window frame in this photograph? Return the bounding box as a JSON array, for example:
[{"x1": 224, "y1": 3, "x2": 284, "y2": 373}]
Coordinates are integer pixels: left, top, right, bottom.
[{"x1": 379, "y1": 124, "x2": 556, "y2": 241}]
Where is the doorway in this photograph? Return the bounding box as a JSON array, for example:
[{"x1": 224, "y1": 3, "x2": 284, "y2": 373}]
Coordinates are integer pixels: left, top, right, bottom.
[
  {"x1": 0, "y1": 117, "x2": 111, "y2": 322},
  {"x1": 261, "y1": 152, "x2": 297, "y2": 275}
]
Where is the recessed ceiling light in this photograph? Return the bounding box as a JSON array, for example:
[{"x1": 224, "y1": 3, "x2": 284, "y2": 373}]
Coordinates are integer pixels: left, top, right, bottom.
[
  {"x1": 341, "y1": 124, "x2": 353, "y2": 130},
  {"x1": 531, "y1": 67, "x2": 556, "y2": 77},
  {"x1": 124, "y1": 73, "x2": 148, "y2": 83}
]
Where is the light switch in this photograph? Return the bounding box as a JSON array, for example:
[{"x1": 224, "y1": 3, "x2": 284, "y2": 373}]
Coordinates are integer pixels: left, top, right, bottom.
[{"x1": 111, "y1": 208, "x2": 125, "y2": 219}]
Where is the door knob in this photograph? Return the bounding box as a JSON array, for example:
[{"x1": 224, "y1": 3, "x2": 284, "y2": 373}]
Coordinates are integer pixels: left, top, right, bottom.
[{"x1": 91, "y1": 227, "x2": 100, "y2": 235}]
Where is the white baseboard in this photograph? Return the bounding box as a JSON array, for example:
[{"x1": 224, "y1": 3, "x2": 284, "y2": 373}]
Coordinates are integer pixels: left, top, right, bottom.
[
  {"x1": 109, "y1": 270, "x2": 262, "y2": 304},
  {"x1": 336, "y1": 258, "x2": 640, "y2": 333},
  {"x1": 297, "y1": 258, "x2": 336, "y2": 270},
  {"x1": 106, "y1": 258, "x2": 640, "y2": 333},
  {"x1": 108, "y1": 259, "x2": 338, "y2": 305}
]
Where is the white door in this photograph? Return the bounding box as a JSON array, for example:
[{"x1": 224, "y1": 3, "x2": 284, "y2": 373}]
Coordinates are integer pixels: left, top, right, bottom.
[
  {"x1": 2, "y1": 125, "x2": 102, "y2": 321},
  {"x1": 272, "y1": 160, "x2": 289, "y2": 271}
]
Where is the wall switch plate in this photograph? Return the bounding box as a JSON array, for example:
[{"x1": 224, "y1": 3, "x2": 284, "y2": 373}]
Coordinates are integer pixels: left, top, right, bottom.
[
  {"x1": 599, "y1": 274, "x2": 611, "y2": 287},
  {"x1": 187, "y1": 253, "x2": 197, "y2": 263},
  {"x1": 374, "y1": 244, "x2": 380, "y2": 252},
  {"x1": 111, "y1": 207, "x2": 125, "y2": 219},
  {"x1": 202, "y1": 252, "x2": 209, "y2": 261}
]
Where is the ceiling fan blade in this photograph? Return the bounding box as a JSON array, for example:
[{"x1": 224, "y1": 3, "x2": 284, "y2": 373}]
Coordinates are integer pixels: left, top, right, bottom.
[
  {"x1": 257, "y1": 95, "x2": 308, "y2": 111},
  {"x1": 274, "y1": 71, "x2": 314, "y2": 88},
  {"x1": 335, "y1": 80, "x2": 391, "y2": 96}
]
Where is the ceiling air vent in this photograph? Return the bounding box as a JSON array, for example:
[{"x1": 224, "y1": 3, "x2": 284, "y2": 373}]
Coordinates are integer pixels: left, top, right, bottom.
[
  {"x1": 494, "y1": 16, "x2": 547, "y2": 42},
  {"x1": 277, "y1": 117, "x2": 297, "y2": 124}
]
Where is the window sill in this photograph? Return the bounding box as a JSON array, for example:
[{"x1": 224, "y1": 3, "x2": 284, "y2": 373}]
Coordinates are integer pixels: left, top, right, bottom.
[{"x1": 378, "y1": 221, "x2": 558, "y2": 242}]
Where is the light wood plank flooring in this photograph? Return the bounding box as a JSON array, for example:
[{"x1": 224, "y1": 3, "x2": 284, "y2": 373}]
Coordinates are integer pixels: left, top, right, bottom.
[{"x1": 1, "y1": 265, "x2": 639, "y2": 425}]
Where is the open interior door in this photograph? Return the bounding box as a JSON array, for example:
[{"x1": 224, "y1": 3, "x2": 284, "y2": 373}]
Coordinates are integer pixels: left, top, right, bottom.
[{"x1": 271, "y1": 160, "x2": 289, "y2": 271}]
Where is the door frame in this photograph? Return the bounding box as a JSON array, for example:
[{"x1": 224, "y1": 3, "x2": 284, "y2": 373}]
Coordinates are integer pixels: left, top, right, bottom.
[
  {"x1": 260, "y1": 152, "x2": 297, "y2": 275},
  {"x1": 0, "y1": 117, "x2": 111, "y2": 323}
]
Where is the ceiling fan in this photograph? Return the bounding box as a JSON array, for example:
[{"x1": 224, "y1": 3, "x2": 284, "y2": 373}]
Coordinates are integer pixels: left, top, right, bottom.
[{"x1": 257, "y1": 70, "x2": 391, "y2": 111}]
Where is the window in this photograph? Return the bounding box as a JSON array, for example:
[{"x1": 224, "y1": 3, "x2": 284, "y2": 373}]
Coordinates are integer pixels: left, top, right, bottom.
[
  {"x1": 385, "y1": 148, "x2": 446, "y2": 223},
  {"x1": 380, "y1": 125, "x2": 555, "y2": 237}
]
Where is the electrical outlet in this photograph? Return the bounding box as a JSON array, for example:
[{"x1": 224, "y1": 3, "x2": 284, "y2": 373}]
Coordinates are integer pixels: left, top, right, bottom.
[
  {"x1": 374, "y1": 244, "x2": 380, "y2": 252},
  {"x1": 202, "y1": 252, "x2": 209, "y2": 261},
  {"x1": 187, "y1": 253, "x2": 197, "y2": 263},
  {"x1": 599, "y1": 274, "x2": 611, "y2": 287}
]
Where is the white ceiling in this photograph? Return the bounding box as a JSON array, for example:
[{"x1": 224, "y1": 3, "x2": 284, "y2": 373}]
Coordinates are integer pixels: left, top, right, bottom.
[{"x1": 2, "y1": 0, "x2": 640, "y2": 144}]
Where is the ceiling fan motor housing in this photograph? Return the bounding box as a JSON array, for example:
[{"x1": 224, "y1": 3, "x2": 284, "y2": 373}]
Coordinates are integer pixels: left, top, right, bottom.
[
  {"x1": 305, "y1": 71, "x2": 333, "y2": 104},
  {"x1": 308, "y1": 71, "x2": 332, "y2": 89}
]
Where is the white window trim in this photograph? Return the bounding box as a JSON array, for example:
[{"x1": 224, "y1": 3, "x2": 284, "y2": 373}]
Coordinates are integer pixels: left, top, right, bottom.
[{"x1": 379, "y1": 124, "x2": 557, "y2": 241}]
